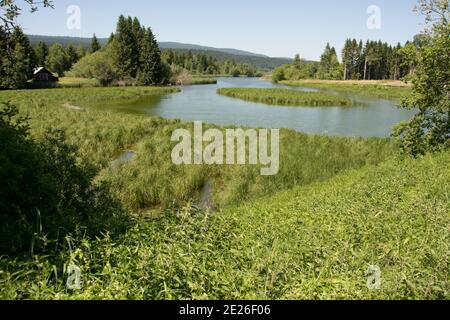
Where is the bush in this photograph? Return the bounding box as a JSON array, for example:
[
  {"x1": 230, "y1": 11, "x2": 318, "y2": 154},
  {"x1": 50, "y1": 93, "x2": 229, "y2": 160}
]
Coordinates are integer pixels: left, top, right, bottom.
[
  {"x1": 69, "y1": 48, "x2": 118, "y2": 86},
  {"x1": 0, "y1": 103, "x2": 127, "y2": 255}
]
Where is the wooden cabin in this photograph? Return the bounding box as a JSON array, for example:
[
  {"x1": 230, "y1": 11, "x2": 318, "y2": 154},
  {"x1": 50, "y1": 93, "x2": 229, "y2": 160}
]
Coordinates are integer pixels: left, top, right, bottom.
[{"x1": 33, "y1": 67, "x2": 59, "y2": 82}]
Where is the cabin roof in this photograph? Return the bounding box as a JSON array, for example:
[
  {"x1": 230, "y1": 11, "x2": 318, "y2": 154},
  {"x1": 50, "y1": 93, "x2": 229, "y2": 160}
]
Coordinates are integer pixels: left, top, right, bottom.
[{"x1": 34, "y1": 67, "x2": 55, "y2": 75}]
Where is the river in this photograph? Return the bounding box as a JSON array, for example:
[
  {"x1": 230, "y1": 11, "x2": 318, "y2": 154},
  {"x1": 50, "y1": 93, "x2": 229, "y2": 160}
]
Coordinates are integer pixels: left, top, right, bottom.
[{"x1": 102, "y1": 77, "x2": 416, "y2": 137}]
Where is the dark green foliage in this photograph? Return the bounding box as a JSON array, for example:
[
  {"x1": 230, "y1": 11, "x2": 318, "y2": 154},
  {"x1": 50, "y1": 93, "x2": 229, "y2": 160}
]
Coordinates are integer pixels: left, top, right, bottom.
[
  {"x1": 162, "y1": 49, "x2": 261, "y2": 77},
  {"x1": 89, "y1": 33, "x2": 101, "y2": 53},
  {"x1": 0, "y1": 27, "x2": 36, "y2": 89},
  {"x1": 138, "y1": 28, "x2": 164, "y2": 85},
  {"x1": 34, "y1": 41, "x2": 48, "y2": 66},
  {"x1": 274, "y1": 38, "x2": 419, "y2": 82},
  {"x1": 0, "y1": 102, "x2": 126, "y2": 255},
  {"x1": 66, "y1": 44, "x2": 79, "y2": 66},
  {"x1": 318, "y1": 43, "x2": 342, "y2": 80},
  {"x1": 113, "y1": 15, "x2": 140, "y2": 79},
  {"x1": 109, "y1": 16, "x2": 169, "y2": 85}
]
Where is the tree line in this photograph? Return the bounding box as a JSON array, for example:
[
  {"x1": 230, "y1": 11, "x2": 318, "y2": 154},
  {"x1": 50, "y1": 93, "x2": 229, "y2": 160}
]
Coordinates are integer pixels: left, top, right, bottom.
[
  {"x1": 273, "y1": 37, "x2": 424, "y2": 82},
  {"x1": 0, "y1": 25, "x2": 103, "y2": 89},
  {"x1": 68, "y1": 15, "x2": 170, "y2": 86},
  {"x1": 162, "y1": 49, "x2": 261, "y2": 77}
]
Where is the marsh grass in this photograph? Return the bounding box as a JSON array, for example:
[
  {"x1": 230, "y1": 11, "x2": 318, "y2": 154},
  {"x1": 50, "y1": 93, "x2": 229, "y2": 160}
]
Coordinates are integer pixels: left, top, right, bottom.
[
  {"x1": 217, "y1": 88, "x2": 354, "y2": 106},
  {"x1": 191, "y1": 77, "x2": 218, "y2": 85},
  {"x1": 1, "y1": 151, "x2": 448, "y2": 299},
  {"x1": 0, "y1": 85, "x2": 447, "y2": 300},
  {"x1": 0, "y1": 86, "x2": 394, "y2": 212},
  {"x1": 281, "y1": 80, "x2": 412, "y2": 100}
]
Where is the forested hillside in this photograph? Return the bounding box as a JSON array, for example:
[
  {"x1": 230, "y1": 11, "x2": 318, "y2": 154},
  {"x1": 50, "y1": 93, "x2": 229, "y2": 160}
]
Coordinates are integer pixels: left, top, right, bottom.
[{"x1": 27, "y1": 34, "x2": 292, "y2": 71}]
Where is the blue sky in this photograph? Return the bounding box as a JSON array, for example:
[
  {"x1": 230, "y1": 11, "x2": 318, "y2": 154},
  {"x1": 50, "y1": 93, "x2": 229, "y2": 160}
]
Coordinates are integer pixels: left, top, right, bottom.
[{"x1": 18, "y1": 0, "x2": 424, "y2": 60}]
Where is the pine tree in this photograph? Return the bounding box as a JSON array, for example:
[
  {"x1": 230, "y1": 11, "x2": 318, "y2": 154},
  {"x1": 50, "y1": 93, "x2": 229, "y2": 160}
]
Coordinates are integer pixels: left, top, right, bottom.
[
  {"x1": 35, "y1": 41, "x2": 48, "y2": 67},
  {"x1": 113, "y1": 15, "x2": 139, "y2": 79},
  {"x1": 0, "y1": 27, "x2": 36, "y2": 88},
  {"x1": 138, "y1": 27, "x2": 164, "y2": 85},
  {"x1": 11, "y1": 28, "x2": 35, "y2": 76},
  {"x1": 107, "y1": 32, "x2": 115, "y2": 45},
  {"x1": 66, "y1": 44, "x2": 79, "y2": 67},
  {"x1": 90, "y1": 33, "x2": 101, "y2": 53}
]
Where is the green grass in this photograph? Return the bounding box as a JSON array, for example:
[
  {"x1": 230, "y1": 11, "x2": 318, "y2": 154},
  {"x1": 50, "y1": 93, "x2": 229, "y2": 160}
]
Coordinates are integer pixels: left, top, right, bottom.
[
  {"x1": 1, "y1": 85, "x2": 446, "y2": 300},
  {"x1": 281, "y1": 80, "x2": 412, "y2": 100},
  {"x1": 217, "y1": 88, "x2": 354, "y2": 107},
  {"x1": 1, "y1": 151, "x2": 448, "y2": 299},
  {"x1": 0, "y1": 86, "x2": 394, "y2": 213}
]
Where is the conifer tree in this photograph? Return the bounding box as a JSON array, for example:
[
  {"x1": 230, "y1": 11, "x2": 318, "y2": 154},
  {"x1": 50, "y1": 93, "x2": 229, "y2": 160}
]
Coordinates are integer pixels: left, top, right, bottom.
[
  {"x1": 90, "y1": 33, "x2": 101, "y2": 53},
  {"x1": 66, "y1": 44, "x2": 79, "y2": 66},
  {"x1": 35, "y1": 41, "x2": 48, "y2": 66},
  {"x1": 113, "y1": 15, "x2": 139, "y2": 79},
  {"x1": 138, "y1": 27, "x2": 164, "y2": 85}
]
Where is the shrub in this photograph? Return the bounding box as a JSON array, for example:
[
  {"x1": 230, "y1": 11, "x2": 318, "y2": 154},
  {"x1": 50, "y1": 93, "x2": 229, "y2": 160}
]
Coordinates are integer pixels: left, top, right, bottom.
[{"x1": 0, "y1": 103, "x2": 127, "y2": 255}]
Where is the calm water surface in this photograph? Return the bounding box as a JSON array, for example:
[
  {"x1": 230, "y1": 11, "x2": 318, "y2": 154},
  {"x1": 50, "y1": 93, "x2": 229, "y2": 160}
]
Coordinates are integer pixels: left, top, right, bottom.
[{"x1": 101, "y1": 77, "x2": 416, "y2": 137}]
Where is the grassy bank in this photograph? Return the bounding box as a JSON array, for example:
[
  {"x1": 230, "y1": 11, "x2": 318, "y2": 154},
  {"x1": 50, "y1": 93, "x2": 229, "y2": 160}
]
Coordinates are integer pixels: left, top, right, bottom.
[
  {"x1": 281, "y1": 80, "x2": 412, "y2": 100},
  {"x1": 1, "y1": 151, "x2": 448, "y2": 299},
  {"x1": 217, "y1": 88, "x2": 354, "y2": 107}
]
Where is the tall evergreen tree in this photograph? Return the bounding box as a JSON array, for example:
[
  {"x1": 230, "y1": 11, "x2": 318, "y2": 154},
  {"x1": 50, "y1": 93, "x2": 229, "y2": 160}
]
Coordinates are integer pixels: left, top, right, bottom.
[
  {"x1": 0, "y1": 27, "x2": 36, "y2": 88},
  {"x1": 11, "y1": 27, "x2": 35, "y2": 76},
  {"x1": 318, "y1": 43, "x2": 341, "y2": 79},
  {"x1": 113, "y1": 15, "x2": 139, "y2": 79},
  {"x1": 35, "y1": 41, "x2": 48, "y2": 66},
  {"x1": 66, "y1": 44, "x2": 79, "y2": 66},
  {"x1": 107, "y1": 32, "x2": 115, "y2": 45},
  {"x1": 90, "y1": 33, "x2": 101, "y2": 53},
  {"x1": 138, "y1": 27, "x2": 164, "y2": 85}
]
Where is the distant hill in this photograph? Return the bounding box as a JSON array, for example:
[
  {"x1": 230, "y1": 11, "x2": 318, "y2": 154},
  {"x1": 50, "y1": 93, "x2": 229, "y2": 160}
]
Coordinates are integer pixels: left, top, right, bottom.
[
  {"x1": 27, "y1": 35, "x2": 292, "y2": 70},
  {"x1": 157, "y1": 42, "x2": 267, "y2": 58}
]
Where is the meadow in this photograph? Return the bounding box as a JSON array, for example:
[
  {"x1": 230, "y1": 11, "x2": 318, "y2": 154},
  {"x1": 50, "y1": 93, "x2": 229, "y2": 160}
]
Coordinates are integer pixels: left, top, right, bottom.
[
  {"x1": 0, "y1": 85, "x2": 447, "y2": 300},
  {"x1": 217, "y1": 88, "x2": 354, "y2": 107},
  {"x1": 280, "y1": 80, "x2": 412, "y2": 100}
]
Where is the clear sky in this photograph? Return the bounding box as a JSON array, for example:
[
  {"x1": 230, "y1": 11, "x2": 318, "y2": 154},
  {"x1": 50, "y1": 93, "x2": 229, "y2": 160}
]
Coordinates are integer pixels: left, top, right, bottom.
[{"x1": 18, "y1": 0, "x2": 424, "y2": 60}]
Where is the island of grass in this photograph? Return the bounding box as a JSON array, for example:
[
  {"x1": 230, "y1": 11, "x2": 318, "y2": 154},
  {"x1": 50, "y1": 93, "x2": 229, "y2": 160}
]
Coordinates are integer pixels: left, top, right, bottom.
[
  {"x1": 280, "y1": 80, "x2": 412, "y2": 100},
  {"x1": 191, "y1": 76, "x2": 218, "y2": 85},
  {"x1": 217, "y1": 88, "x2": 354, "y2": 107}
]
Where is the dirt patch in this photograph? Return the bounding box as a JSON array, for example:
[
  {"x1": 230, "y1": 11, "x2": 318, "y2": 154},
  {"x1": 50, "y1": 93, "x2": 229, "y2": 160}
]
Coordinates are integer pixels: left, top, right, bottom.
[{"x1": 62, "y1": 102, "x2": 84, "y2": 111}]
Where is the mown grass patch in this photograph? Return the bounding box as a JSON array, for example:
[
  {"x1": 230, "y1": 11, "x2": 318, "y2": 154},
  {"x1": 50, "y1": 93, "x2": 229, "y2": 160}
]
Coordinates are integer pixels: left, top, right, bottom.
[{"x1": 217, "y1": 88, "x2": 354, "y2": 106}]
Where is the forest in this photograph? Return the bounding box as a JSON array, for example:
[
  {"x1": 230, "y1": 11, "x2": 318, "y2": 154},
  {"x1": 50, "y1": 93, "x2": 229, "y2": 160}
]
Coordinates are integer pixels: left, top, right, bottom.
[
  {"x1": 273, "y1": 36, "x2": 424, "y2": 82},
  {"x1": 0, "y1": 16, "x2": 262, "y2": 89}
]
